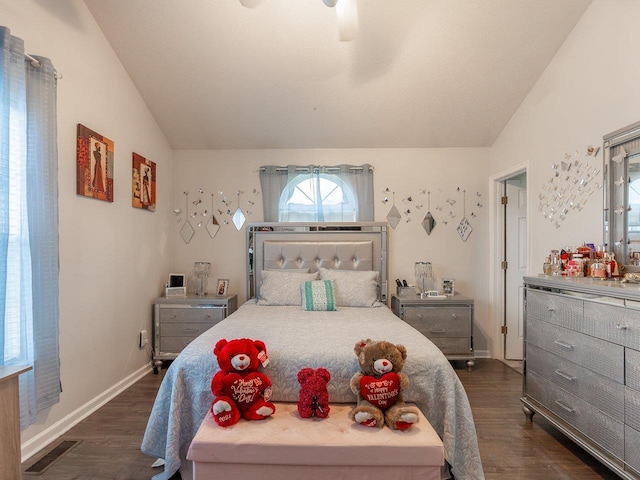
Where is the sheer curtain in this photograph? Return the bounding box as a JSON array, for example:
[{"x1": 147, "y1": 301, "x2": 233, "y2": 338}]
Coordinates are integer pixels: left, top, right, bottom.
[
  {"x1": 259, "y1": 164, "x2": 374, "y2": 222},
  {"x1": 0, "y1": 26, "x2": 60, "y2": 428}
]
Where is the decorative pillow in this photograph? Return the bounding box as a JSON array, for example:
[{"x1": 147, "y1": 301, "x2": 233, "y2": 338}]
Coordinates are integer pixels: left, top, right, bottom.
[
  {"x1": 301, "y1": 280, "x2": 337, "y2": 311},
  {"x1": 258, "y1": 270, "x2": 319, "y2": 306},
  {"x1": 319, "y1": 268, "x2": 381, "y2": 307}
]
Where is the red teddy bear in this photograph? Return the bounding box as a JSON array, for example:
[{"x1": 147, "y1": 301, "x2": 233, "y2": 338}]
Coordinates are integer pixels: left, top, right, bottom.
[
  {"x1": 297, "y1": 367, "x2": 331, "y2": 418},
  {"x1": 210, "y1": 338, "x2": 276, "y2": 427}
]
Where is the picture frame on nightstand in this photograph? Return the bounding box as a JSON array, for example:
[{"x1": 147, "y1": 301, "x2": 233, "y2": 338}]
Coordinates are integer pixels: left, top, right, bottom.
[
  {"x1": 442, "y1": 278, "x2": 455, "y2": 296},
  {"x1": 216, "y1": 278, "x2": 229, "y2": 296}
]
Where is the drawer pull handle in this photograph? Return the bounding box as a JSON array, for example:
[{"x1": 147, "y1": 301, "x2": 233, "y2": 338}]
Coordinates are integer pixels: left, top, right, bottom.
[
  {"x1": 205, "y1": 314, "x2": 211, "y2": 319},
  {"x1": 546, "y1": 307, "x2": 555, "y2": 312},
  {"x1": 553, "y1": 339, "x2": 574, "y2": 350},
  {"x1": 417, "y1": 313, "x2": 423, "y2": 319},
  {"x1": 450, "y1": 314, "x2": 457, "y2": 319},
  {"x1": 616, "y1": 324, "x2": 629, "y2": 330},
  {"x1": 183, "y1": 328, "x2": 200, "y2": 333},
  {"x1": 429, "y1": 328, "x2": 446, "y2": 334},
  {"x1": 171, "y1": 314, "x2": 177, "y2": 319},
  {"x1": 554, "y1": 369, "x2": 576, "y2": 382},
  {"x1": 554, "y1": 400, "x2": 575, "y2": 414}
]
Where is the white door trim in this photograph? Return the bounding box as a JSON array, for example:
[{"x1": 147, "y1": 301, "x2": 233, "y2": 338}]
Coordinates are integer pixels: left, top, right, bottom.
[{"x1": 488, "y1": 162, "x2": 530, "y2": 360}]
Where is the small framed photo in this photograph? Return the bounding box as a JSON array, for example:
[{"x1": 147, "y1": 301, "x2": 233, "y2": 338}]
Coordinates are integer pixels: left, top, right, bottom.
[
  {"x1": 442, "y1": 278, "x2": 455, "y2": 297},
  {"x1": 216, "y1": 279, "x2": 229, "y2": 296}
]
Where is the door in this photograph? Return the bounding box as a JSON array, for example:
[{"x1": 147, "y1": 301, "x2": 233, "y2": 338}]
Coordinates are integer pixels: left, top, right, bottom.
[{"x1": 504, "y1": 175, "x2": 527, "y2": 360}]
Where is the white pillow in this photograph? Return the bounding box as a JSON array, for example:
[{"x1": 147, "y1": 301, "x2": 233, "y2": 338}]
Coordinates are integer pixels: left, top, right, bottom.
[
  {"x1": 319, "y1": 268, "x2": 380, "y2": 307},
  {"x1": 258, "y1": 270, "x2": 319, "y2": 306}
]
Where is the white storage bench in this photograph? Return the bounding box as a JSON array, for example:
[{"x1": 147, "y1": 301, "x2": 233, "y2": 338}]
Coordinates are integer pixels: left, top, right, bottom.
[{"x1": 186, "y1": 402, "x2": 444, "y2": 480}]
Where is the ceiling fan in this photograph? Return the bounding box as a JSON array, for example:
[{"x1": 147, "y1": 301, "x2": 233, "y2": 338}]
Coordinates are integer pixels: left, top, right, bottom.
[{"x1": 240, "y1": 0, "x2": 359, "y2": 42}]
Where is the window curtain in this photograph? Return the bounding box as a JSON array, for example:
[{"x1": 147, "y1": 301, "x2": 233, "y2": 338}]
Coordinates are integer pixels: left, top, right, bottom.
[
  {"x1": 0, "y1": 26, "x2": 60, "y2": 428},
  {"x1": 259, "y1": 164, "x2": 374, "y2": 222}
]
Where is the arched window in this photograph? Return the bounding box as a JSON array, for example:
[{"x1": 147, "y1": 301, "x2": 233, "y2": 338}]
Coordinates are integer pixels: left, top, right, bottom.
[
  {"x1": 278, "y1": 173, "x2": 357, "y2": 222},
  {"x1": 259, "y1": 164, "x2": 374, "y2": 223}
]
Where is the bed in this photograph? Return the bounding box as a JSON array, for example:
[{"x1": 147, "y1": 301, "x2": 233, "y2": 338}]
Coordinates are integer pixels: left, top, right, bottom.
[{"x1": 141, "y1": 223, "x2": 485, "y2": 480}]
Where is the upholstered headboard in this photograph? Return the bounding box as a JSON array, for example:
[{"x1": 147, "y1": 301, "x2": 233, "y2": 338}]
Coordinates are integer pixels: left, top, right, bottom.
[{"x1": 246, "y1": 223, "x2": 388, "y2": 302}]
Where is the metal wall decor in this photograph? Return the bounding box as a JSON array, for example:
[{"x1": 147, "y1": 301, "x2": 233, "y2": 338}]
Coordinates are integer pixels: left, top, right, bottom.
[
  {"x1": 422, "y1": 191, "x2": 436, "y2": 235},
  {"x1": 180, "y1": 191, "x2": 195, "y2": 244},
  {"x1": 386, "y1": 191, "x2": 401, "y2": 229},
  {"x1": 537, "y1": 146, "x2": 602, "y2": 228},
  {"x1": 456, "y1": 190, "x2": 472, "y2": 241}
]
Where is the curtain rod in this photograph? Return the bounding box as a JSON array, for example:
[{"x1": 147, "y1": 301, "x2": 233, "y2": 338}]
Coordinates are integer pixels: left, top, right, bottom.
[
  {"x1": 24, "y1": 53, "x2": 61, "y2": 80},
  {"x1": 260, "y1": 166, "x2": 373, "y2": 173}
]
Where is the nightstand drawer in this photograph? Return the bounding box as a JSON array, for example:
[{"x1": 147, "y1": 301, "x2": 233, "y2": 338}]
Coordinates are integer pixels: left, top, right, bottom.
[
  {"x1": 404, "y1": 306, "x2": 470, "y2": 323},
  {"x1": 429, "y1": 337, "x2": 471, "y2": 355},
  {"x1": 404, "y1": 316, "x2": 470, "y2": 338},
  {"x1": 157, "y1": 336, "x2": 197, "y2": 354},
  {"x1": 158, "y1": 306, "x2": 225, "y2": 323},
  {"x1": 160, "y1": 321, "x2": 217, "y2": 337}
]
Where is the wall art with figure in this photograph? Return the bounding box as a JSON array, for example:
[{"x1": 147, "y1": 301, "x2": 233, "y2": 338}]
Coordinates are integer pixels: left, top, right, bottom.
[
  {"x1": 76, "y1": 124, "x2": 114, "y2": 202},
  {"x1": 132, "y1": 152, "x2": 156, "y2": 211}
]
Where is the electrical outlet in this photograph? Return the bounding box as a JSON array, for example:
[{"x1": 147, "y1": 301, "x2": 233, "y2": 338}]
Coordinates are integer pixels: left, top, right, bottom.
[{"x1": 139, "y1": 330, "x2": 148, "y2": 349}]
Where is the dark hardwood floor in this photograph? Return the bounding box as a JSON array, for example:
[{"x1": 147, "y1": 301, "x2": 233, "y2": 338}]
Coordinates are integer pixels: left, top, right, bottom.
[{"x1": 22, "y1": 359, "x2": 621, "y2": 479}]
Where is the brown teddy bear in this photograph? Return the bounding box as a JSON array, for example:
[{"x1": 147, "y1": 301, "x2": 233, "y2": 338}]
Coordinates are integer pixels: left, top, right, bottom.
[
  {"x1": 349, "y1": 338, "x2": 420, "y2": 430},
  {"x1": 297, "y1": 367, "x2": 331, "y2": 418}
]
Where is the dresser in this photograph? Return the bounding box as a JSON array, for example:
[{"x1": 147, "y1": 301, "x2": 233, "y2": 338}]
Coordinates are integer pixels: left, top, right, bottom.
[
  {"x1": 153, "y1": 294, "x2": 237, "y2": 372},
  {"x1": 523, "y1": 276, "x2": 640, "y2": 479},
  {"x1": 391, "y1": 293, "x2": 475, "y2": 371}
]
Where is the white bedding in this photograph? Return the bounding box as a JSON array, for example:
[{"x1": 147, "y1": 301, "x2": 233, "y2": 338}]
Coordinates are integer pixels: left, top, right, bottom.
[{"x1": 141, "y1": 302, "x2": 485, "y2": 480}]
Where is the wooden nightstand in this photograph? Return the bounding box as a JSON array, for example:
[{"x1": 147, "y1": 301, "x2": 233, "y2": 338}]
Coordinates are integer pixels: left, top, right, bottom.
[
  {"x1": 153, "y1": 294, "x2": 238, "y2": 372},
  {"x1": 391, "y1": 293, "x2": 475, "y2": 371}
]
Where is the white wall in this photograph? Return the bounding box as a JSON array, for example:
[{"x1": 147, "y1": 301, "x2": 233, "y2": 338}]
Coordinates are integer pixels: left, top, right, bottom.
[
  {"x1": 491, "y1": 0, "x2": 640, "y2": 269},
  {"x1": 171, "y1": 148, "x2": 492, "y2": 354},
  {"x1": 1, "y1": 0, "x2": 174, "y2": 455}
]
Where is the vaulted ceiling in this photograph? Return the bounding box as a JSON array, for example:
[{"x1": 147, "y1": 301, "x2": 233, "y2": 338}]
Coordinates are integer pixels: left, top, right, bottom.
[{"x1": 84, "y1": 0, "x2": 592, "y2": 150}]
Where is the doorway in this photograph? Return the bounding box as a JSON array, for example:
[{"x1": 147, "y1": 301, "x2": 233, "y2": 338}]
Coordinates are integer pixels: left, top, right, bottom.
[
  {"x1": 490, "y1": 165, "x2": 528, "y2": 362},
  {"x1": 503, "y1": 173, "x2": 527, "y2": 360}
]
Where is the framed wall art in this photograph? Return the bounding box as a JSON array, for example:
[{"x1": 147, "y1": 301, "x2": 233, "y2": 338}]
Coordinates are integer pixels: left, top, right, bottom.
[
  {"x1": 132, "y1": 152, "x2": 156, "y2": 211},
  {"x1": 76, "y1": 124, "x2": 114, "y2": 202}
]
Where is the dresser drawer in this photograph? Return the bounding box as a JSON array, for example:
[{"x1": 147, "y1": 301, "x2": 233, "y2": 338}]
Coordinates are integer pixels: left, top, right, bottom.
[
  {"x1": 526, "y1": 344, "x2": 624, "y2": 421},
  {"x1": 526, "y1": 318, "x2": 623, "y2": 382},
  {"x1": 626, "y1": 387, "x2": 640, "y2": 431},
  {"x1": 526, "y1": 371, "x2": 624, "y2": 460},
  {"x1": 158, "y1": 306, "x2": 225, "y2": 323},
  {"x1": 403, "y1": 307, "x2": 470, "y2": 337},
  {"x1": 583, "y1": 302, "x2": 640, "y2": 350},
  {"x1": 526, "y1": 289, "x2": 583, "y2": 331},
  {"x1": 627, "y1": 349, "x2": 640, "y2": 391},
  {"x1": 625, "y1": 425, "x2": 640, "y2": 473},
  {"x1": 428, "y1": 337, "x2": 471, "y2": 355}
]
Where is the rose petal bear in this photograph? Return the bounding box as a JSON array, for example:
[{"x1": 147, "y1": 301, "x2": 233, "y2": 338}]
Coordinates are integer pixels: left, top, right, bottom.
[
  {"x1": 210, "y1": 338, "x2": 276, "y2": 427},
  {"x1": 349, "y1": 338, "x2": 420, "y2": 430},
  {"x1": 297, "y1": 367, "x2": 331, "y2": 418}
]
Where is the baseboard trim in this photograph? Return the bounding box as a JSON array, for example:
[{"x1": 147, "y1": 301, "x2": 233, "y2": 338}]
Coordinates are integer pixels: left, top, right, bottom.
[{"x1": 21, "y1": 364, "x2": 152, "y2": 462}]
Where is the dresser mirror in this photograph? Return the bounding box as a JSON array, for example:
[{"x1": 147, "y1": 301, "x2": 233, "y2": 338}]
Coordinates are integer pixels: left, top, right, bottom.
[{"x1": 604, "y1": 120, "x2": 640, "y2": 272}]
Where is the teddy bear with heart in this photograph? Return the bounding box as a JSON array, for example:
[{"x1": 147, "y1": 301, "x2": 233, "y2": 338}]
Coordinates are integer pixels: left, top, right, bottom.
[
  {"x1": 349, "y1": 338, "x2": 420, "y2": 430},
  {"x1": 210, "y1": 338, "x2": 276, "y2": 427}
]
